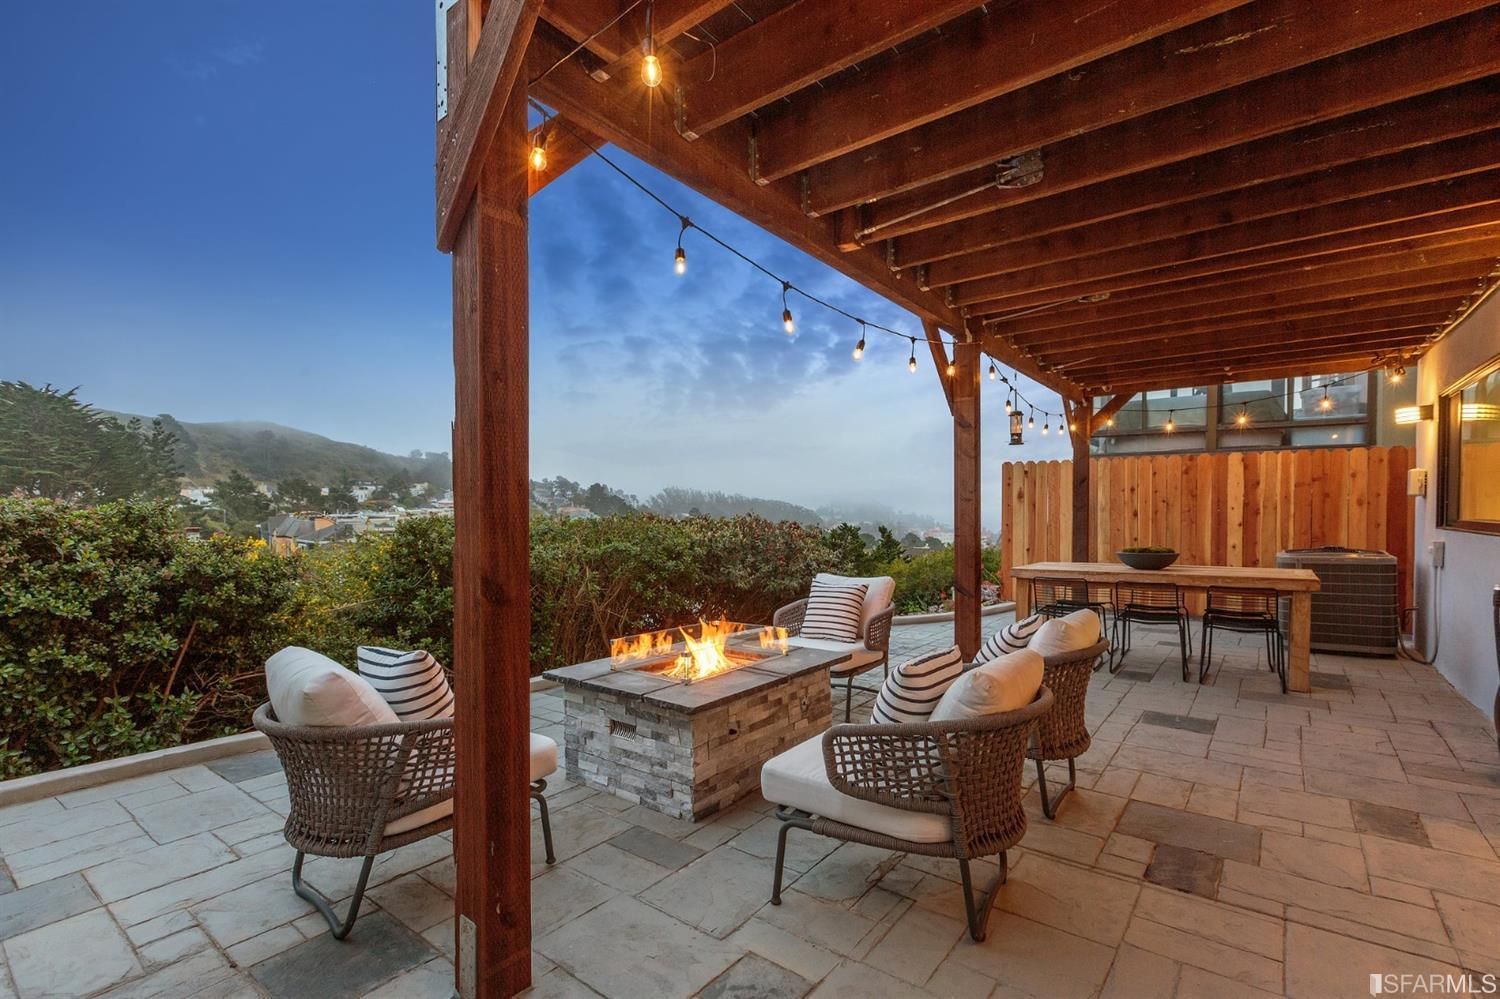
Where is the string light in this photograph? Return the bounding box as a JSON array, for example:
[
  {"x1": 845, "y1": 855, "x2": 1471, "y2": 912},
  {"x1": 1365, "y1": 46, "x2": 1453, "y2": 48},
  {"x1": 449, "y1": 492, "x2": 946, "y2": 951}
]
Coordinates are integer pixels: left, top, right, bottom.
[
  {"x1": 1387, "y1": 364, "x2": 1406, "y2": 385},
  {"x1": 1069, "y1": 419, "x2": 1078, "y2": 432},
  {"x1": 1028, "y1": 409, "x2": 1035, "y2": 430},
  {"x1": 673, "y1": 217, "x2": 690, "y2": 275},
  {"x1": 988, "y1": 361, "x2": 998, "y2": 382},
  {"x1": 1041, "y1": 417, "x2": 1050, "y2": 435},
  {"x1": 907, "y1": 339, "x2": 918, "y2": 373},
  {"x1": 946, "y1": 358, "x2": 957, "y2": 378},
  {"x1": 852, "y1": 320, "x2": 866, "y2": 361},
  {"x1": 641, "y1": 2, "x2": 662, "y2": 88},
  {"x1": 1318, "y1": 383, "x2": 1334, "y2": 412},
  {"x1": 781, "y1": 282, "x2": 795, "y2": 334},
  {"x1": 1105, "y1": 416, "x2": 1115, "y2": 428},
  {"x1": 1235, "y1": 406, "x2": 1250, "y2": 428},
  {"x1": 528, "y1": 127, "x2": 548, "y2": 172},
  {"x1": 1004, "y1": 392, "x2": 1013, "y2": 415},
  {"x1": 1164, "y1": 411, "x2": 1176, "y2": 433}
]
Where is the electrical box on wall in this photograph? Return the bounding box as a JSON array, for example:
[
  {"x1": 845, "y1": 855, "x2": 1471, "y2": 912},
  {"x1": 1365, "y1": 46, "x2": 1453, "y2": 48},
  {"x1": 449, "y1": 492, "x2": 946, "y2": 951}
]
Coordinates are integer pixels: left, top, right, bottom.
[{"x1": 1408, "y1": 468, "x2": 1428, "y2": 498}]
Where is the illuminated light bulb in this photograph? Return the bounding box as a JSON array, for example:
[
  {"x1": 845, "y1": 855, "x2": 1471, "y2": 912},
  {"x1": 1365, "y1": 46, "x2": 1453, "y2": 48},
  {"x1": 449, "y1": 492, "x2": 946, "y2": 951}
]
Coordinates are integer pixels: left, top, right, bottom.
[
  {"x1": 641, "y1": 54, "x2": 663, "y2": 87},
  {"x1": 907, "y1": 355, "x2": 918, "y2": 373},
  {"x1": 1388, "y1": 364, "x2": 1406, "y2": 385},
  {"x1": 1164, "y1": 412, "x2": 1176, "y2": 433},
  {"x1": 1027, "y1": 412, "x2": 1035, "y2": 429},
  {"x1": 782, "y1": 308, "x2": 795, "y2": 334},
  {"x1": 1235, "y1": 407, "x2": 1249, "y2": 428},
  {"x1": 988, "y1": 362, "x2": 998, "y2": 382},
  {"x1": 673, "y1": 246, "x2": 686, "y2": 275},
  {"x1": 1105, "y1": 417, "x2": 1115, "y2": 428},
  {"x1": 1041, "y1": 420, "x2": 1049, "y2": 435},
  {"x1": 1004, "y1": 395, "x2": 1012, "y2": 414},
  {"x1": 1069, "y1": 420, "x2": 1078, "y2": 432},
  {"x1": 528, "y1": 134, "x2": 547, "y2": 172},
  {"x1": 946, "y1": 360, "x2": 956, "y2": 378},
  {"x1": 852, "y1": 338, "x2": 865, "y2": 361},
  {"x1": 1318, "y1": 388, "x2": 1333, "y2": 412}
]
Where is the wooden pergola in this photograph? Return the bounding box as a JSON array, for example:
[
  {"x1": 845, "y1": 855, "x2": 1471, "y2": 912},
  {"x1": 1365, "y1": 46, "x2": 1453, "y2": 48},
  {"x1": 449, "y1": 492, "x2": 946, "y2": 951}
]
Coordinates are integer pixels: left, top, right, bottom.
[{"x1": 433, "y1": 2, "x2": 1500, "y2": 993}]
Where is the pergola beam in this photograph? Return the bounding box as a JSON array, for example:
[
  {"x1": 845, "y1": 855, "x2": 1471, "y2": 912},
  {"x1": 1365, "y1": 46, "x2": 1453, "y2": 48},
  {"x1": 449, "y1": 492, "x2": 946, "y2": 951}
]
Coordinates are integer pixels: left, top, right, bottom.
[
  {"x1": 853, "y1": 12, "x2": 1500, "y2": 241},
  {"x1": 676, "y1": 0, "x2": 979, "y2": 141},
  {"x1": 953, "y1": 170, "x2": 1500, "y2": 307},
  {"x1": 803, "y1": 0, "x2": 1497, "y2": 214},
  {"x1": 539, "y1": 0, "x2": 732, "y2": 78},
  {"x1": 951, "y1": 326, "x2": 981, "y2": 660},
  {"x1": 436, "y1": 0, "x2": 544, "y2": 252},
  {"x1": 755, "y1": 0, "x2": 1239, "y2": 185},
  {"x1": 962, "y1": 215, "x2": 1500, "y2": 316},
  {"x1": 1091, "y1": 394, "x2": 1134, "y2": 430},
  {"x1": 932, "y1": 136, "x2": 1500, "y2": 289},
  {"x1": 996, "y1": 243, "x2": 1500, "y2": 337},
  {"x1": 925, "y1": 322, "x2": 954, "y2": 415},
  {"x1": 1095, "y1": 350, "x2": 1436, "y2": 395}
]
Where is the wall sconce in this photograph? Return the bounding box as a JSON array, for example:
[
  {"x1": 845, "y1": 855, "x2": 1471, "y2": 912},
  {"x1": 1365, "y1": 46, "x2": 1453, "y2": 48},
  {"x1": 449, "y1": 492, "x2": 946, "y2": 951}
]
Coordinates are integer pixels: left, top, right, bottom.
[{"x1": 1394, "y1": 404, "x2": 1433, "y2": 425}]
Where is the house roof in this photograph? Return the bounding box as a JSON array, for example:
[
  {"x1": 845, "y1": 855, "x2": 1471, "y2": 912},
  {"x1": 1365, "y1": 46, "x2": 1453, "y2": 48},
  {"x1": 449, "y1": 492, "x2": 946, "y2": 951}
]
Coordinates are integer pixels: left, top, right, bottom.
[{"x1": 522, "y1": 0, "x2": 1500, "y2": 399}]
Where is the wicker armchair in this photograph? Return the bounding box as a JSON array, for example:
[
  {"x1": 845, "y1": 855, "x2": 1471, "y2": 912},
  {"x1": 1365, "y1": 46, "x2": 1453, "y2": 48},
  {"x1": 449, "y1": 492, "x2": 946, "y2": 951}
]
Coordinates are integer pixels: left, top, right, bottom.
[
  {"x1": 766, "y1": 686, "x2": 1054, "y2": 942},
  {"x1": 774, "y1": 598, "x2": 896, "y2": 721},
  {"x1": 1027, "y1": 640, "x2": 1110, "y2": 819},
  {"x1": 252, "y1": 705, "x2": 558, "y2": 939}
]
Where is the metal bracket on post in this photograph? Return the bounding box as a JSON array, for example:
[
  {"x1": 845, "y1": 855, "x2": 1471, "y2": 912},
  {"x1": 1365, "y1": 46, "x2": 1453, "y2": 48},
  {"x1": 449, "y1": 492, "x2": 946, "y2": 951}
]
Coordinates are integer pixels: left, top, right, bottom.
[
  {"x1": 916, "y1": 265, "x2": 930, "y2": 291},
  {"x1": 748, "y1": 129, "x2": 763, "y2": 185},
  {"x1": 800, "y1": 173, "x2": 811, "y2": 216},
  {"x1": 886, "y1": 239, "x2": 898, "y2": 272},
  {"x1": 434, "y1": 0, "x2": 461, "y2": 121},
  {"x1": 996, "y1": 150, "x2": 1043, "y2": 189},
  {"x1": 673, "y1": 85, "x2": 692, "y2": 139},
  {"x1": 457, "y1": 914, "x2": 477, "y2": 999},
  {"x1": 945, "y1": 286, "x2": 956, "y2": 308}
]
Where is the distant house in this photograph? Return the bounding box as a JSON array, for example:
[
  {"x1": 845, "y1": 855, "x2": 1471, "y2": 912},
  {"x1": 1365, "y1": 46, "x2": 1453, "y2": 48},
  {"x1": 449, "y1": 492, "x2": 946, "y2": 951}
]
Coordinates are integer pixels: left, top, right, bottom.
[
  {"x1": 260, "y1": 514, "x2": 349, "y2": 553},
  {"x1": 179, "y1": 486, "x2": 214, "y2": 506},
  {"x1": 556, "y1": 505, "x2": 597, "y2": 521},
  {"x1": 351, "y1": 482, "x2": 379, "y2": 503}
]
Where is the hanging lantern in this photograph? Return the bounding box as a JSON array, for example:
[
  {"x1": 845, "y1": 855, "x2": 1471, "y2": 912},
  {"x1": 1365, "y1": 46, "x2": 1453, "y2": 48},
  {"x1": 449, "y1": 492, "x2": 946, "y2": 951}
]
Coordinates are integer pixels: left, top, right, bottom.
[{"x1": 1009, "y1": 409, "x2": 1025, "y2": 445}]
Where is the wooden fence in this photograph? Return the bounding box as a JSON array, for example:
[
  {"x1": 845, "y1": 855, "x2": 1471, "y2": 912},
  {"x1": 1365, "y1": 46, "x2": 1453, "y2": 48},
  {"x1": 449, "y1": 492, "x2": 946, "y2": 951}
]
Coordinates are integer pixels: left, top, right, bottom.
[{"x1": 999, "y1": 446, "x2": 1414, "y2": 608}]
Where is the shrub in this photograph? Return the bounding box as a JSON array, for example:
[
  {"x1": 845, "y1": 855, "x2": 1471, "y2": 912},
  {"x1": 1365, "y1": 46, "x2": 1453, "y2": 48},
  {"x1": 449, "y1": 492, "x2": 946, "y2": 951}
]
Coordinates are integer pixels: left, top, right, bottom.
[
  {"x1": 0, "y1": 498, "x2": 298, "y2": 779},
  {"x1": 885, "y1": 546, "x2": 1002, "y2": 614}
]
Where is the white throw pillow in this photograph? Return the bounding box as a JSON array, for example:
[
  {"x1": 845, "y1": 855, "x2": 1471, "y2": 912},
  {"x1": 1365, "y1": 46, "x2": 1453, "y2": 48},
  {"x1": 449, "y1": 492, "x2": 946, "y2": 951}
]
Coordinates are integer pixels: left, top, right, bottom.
[
  {"x1": 357, "y1": 646, "x2": 455, "y2": 721},
  {"x1": 871, "y1": 645, "x2": 964, "y2": 725},
  {"x1": 266, "y1": 646, "x2": 398, "y2": 728},
  {"x1": 801, "y1": 578, "x2": 869, "y2": 643},
  {"x1": 1027, "y1": 608, "x2": 1102, "y2": 657},
  {"x1": 930, "y1": 649, "x2": 1044, "y2": 722},
  {"x1": 813, "y1": 572, "x2": 894, "y2": 638},
  {"x1": 975, "y1": 614, "x2": 1045, "y2": 664}
]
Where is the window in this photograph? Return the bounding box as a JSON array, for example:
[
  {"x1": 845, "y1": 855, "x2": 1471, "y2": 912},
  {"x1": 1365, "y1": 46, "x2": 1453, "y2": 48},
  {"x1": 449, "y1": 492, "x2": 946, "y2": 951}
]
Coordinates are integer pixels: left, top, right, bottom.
[{"x1": 1439, "y1": 356, "x2": 1500, "y2": 535}]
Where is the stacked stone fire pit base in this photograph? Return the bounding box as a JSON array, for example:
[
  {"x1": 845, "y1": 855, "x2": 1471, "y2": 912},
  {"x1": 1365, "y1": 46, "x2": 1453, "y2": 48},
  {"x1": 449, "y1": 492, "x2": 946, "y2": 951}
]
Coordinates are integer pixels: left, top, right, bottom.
[{"x1": 543, "y1": 646, "x2": 848, "y2": 821}]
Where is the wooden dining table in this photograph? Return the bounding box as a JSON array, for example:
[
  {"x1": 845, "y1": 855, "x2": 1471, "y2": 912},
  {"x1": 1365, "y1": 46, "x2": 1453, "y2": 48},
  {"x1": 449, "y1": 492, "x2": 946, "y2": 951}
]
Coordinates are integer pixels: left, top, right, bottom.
[{"x1": 1011, "y1": 562, "x2": 1322, "y2": 693}]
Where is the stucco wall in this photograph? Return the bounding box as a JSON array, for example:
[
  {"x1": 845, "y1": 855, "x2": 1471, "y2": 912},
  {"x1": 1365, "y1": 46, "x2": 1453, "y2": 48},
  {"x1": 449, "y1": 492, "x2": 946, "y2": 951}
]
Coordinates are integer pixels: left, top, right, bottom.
[{"x1": 1413, "y1": 290, "x2": 1500, "y2": 717}]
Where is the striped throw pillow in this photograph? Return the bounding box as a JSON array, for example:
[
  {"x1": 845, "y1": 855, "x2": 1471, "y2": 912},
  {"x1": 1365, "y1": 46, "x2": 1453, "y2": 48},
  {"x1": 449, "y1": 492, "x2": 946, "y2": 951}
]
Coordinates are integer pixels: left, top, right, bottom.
[
  {"x1": 356, "y1": 647, "x2": 455, "y2": 721},
  {"x1": 801, "y1": 578, "x2": 869, "y2": 642},
  {"x1": 871, "y1": 646, "x2": 964, "y2": 725},
  {"x1": 974, "y1": 614, "x2": 1045, "y2": 664}
]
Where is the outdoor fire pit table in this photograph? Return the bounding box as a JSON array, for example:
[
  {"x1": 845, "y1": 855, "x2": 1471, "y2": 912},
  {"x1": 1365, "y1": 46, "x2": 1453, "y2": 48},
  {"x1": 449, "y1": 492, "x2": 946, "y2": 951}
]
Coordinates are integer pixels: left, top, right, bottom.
[{"x1": 542, "y1": 621, "x2": 848, "y2": 821}]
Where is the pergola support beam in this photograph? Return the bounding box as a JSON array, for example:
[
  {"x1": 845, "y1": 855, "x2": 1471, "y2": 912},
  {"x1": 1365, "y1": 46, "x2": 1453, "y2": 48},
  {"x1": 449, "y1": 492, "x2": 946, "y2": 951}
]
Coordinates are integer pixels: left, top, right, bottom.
[
  {"x1": 952, "y1": 326, "x2": 981, "y2": 661},
  {"x1": 1064, "y1": 399, "x2": 1092, "y2": 562}
]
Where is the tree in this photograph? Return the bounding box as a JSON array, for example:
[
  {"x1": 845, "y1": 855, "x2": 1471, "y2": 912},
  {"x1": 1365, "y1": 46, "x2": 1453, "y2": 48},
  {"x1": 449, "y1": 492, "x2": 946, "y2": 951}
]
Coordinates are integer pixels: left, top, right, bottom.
[
  {"x1": 872, "y1": 525, "x2": 906, "y2": 565},
  {"x1": 275, "y1": 477, "x2": 321, "y2": 510},
  {"x1": 924, "y1": 535, "x2": 946, "y2": 550},
  {"x1": 824, "y1": 523, "x2": 871, "y2": 574},
  {"x1": 323, "y1": 477, "x2": 357, "y2": 513},
  {"x1": 213, "y1": 470, "x2": 269, "y2": 535},
  {"x1": 582, "y1": 482, "x2": 635, "y2": 517},
  {"x1": 901, "y1": 531, "x2": 922, "y2": 549},
  {"x1": 0, "y1": 382, "x2": 180, "y2": 503}
]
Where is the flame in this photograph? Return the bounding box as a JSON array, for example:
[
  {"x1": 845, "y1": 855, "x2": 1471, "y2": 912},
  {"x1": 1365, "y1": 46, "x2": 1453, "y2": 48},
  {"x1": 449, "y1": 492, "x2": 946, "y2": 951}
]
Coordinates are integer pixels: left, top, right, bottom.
[
  {"x1": 609, "y1": 621, "x2": 790, "y2": 682},
  {"x1": 610, "y1": 630, "x2": 676, "y2": 662},
  {"x1": 759, "y1": 626, "x2": 789, "y2": 653},
  {"x1": 663, "y1": 618, "x2": 739, "y2": 682}
]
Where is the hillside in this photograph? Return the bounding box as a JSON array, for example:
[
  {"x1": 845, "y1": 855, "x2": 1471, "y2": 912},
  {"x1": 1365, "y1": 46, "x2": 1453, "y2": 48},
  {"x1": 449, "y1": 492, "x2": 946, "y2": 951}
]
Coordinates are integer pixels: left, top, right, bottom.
[{"x1": 112, "y1": 413, "x2": 453, "y2": 489}]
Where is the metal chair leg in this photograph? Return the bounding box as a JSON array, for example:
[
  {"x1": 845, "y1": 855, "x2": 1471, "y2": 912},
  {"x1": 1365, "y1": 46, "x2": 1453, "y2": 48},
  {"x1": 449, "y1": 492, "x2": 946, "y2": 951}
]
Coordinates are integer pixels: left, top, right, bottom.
[
  {"x1": 1034, "y1": 757, "x2": 1076, "y2": 820},
  {"x1": 843, "y1": 674, "x2": 855, "y2": 722},
  {"x1": 530, "y1": 780, "x2": 555, "y2": 865},
  {"x1": 770, "y1": 809, "x2": 814, "y2": 905},
  {"x1": 292, "y1": 850, "x2": 373, "y2": 941},
  {"x1": 1198, "y1": 620, "x2": 1213, "y2": 684},
  {"x1": 1179, "y1": 615, "x2": 1191, "y2": 683},
  {"x1": 957, "y1": 851, "x2": 1008, "y2": 943}
]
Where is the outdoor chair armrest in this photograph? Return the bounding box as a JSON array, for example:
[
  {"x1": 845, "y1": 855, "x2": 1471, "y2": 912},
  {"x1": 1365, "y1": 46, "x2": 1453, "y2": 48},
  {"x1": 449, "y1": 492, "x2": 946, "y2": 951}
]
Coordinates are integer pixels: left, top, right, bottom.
[
  {"x1": 864, "y1": 604, "x2": 896, "y2": 653},
  {"x1": 773, "y1": 597, "x2": 808, "y2": 636}
]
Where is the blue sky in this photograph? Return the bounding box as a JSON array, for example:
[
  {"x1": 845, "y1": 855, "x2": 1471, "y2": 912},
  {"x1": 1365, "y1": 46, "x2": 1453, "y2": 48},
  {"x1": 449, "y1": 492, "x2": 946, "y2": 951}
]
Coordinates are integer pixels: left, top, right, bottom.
[{"x1": 0, "y1": 2, "x2": 1070, "y2": 521}]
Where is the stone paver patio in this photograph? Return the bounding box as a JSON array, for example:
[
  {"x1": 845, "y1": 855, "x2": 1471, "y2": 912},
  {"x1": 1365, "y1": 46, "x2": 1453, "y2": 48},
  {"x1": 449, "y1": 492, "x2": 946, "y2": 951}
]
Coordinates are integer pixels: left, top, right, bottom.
[{"x1": 4, "y1": 617, "x2": 1500, "y2": 998}]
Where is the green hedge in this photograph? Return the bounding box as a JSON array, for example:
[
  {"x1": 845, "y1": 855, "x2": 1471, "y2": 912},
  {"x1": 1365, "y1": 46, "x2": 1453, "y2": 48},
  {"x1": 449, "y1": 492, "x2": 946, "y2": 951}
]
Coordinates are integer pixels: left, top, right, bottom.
[{"x1": 0, "y1": 498, "x2": 995, "y2": 778}]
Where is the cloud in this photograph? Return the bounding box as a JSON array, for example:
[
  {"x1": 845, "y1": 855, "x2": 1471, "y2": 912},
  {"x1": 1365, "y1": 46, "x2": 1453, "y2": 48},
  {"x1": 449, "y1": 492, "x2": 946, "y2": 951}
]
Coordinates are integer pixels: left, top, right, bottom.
[{"x1": 171, "y1": 40, "x2": 264, "y2": 80}]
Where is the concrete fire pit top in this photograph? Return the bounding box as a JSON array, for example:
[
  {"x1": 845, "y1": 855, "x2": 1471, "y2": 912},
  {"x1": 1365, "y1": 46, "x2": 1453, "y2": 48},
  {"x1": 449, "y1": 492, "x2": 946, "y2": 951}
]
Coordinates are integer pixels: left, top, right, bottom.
[{"x1": 542, "y1": 644, "x2": 852, "y2": 715}]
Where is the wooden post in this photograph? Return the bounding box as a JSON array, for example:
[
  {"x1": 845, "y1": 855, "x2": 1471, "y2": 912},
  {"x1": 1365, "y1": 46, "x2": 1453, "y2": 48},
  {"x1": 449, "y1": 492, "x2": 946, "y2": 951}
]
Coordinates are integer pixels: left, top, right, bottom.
[
  {"x1": 951, "y1": 325, "x2": 982, "y2": 660},
  {"x1": 449, "y1": 28, "x2": 532, "y2": 999},
  {"x1": 1067, "y1": 399, "x2": 1092, "y2": 562}
]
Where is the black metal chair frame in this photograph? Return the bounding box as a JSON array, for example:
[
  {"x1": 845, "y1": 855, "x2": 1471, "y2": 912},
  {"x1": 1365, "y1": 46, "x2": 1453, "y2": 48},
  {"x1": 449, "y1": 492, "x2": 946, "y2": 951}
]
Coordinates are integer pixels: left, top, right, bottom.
[
  {"x1": 1029, "y1": 577, "x2": 1114, "y2": 671},
  {"x1": 1199, "y1": 587, "x2": 1285, "y2": 691},
  {"x1": 1112, "y1": 582, "x2": 1193, "y2": 681}
]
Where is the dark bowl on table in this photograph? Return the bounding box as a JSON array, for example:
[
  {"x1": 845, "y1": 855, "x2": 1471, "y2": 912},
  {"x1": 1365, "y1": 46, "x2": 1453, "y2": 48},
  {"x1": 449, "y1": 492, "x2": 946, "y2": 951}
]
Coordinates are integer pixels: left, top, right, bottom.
[{"x1": 1117, "y1": 550, "x2": 1180, "y2": 570}]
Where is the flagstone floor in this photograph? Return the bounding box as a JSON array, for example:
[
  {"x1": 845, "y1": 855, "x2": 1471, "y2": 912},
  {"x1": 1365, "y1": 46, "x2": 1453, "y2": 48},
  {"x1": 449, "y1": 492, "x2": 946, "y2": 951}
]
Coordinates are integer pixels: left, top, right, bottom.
[{"x1": 4, "y1": 617, "x2": 1500, "y2": 998}]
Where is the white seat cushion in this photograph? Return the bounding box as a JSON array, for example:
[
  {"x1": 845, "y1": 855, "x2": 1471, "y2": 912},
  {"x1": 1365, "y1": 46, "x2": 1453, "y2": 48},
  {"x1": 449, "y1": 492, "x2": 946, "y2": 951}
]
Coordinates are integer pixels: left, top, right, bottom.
[
  {"x1": 357, "y1": 647, "x2": 454, "y2": 721},
  {"x1": 386, "y1": 734, "x2": 556, "y2": 837},
  {"x1": 530, "y1": 733, "x2": 558, "y2": 782},
  {"x1": 813, "y1": 572, "x2": 895, "y2": 639},
  {"x1": 787, "y1": 636, "x2": 884, "y2": 675},
  {"x1": 975, "y1": 614, "x2": 1045, "y2": 664},
  {"x1": 930, "y1": 649, "x2": 1044, "y2": 722},
  {"x1": 266, "y1": 647, "x2": 398, "y2": 728},
  {"x1": 871, "y1": 646, "x2": 963, "y2": 724},
  {"x1": 760, "y1": 734, "x2": 951, "y2": 845},
  {"x1": 1028, "y1": 608, "x2": 1102, "y2": 657}
]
